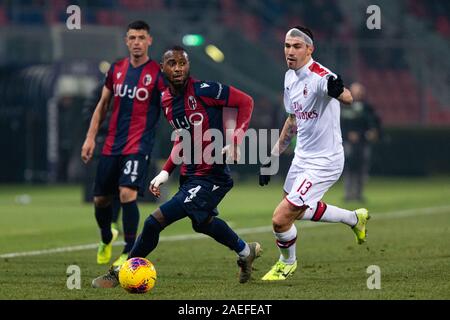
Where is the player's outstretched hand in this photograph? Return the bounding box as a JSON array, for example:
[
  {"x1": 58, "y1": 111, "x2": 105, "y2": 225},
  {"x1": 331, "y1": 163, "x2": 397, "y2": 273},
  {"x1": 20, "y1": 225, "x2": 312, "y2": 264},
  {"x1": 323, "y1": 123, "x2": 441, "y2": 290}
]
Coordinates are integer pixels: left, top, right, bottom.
[
  {"x1": 149, "y1": 170, "x2": 169, "y2": 198},
  {"x1": 81, "y1": 138, "x2": 95, "y2": 164},
  {"x1": 327, "y1": 74, "x2": 344, "y2": 99},
  {"x1": 222, "y1": 144, "x2": 241, "y2": 163},
  {"x1": 259, "y1": 160, "x2": 271, "y2": 186}
]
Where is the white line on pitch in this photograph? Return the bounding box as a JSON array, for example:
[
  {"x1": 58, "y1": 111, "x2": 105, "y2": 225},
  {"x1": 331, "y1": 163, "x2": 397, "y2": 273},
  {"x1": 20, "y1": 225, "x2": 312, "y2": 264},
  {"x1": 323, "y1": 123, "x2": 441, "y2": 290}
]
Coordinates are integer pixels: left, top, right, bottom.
[{"x1": 0, "y1": 205, "x2": 449, "y2": 259}]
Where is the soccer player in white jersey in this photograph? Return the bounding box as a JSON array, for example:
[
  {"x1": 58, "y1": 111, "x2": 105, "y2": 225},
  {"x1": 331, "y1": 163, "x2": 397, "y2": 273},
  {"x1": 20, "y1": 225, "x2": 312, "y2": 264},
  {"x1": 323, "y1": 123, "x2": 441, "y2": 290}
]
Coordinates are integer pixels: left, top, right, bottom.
[{"x1": 259, "y1": 26, "x2": 370, "y2": 281}]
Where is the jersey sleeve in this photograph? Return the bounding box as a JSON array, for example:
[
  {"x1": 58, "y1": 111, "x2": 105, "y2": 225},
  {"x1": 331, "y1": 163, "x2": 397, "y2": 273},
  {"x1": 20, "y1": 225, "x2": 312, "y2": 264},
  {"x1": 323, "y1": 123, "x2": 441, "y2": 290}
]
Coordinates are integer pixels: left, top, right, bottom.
[
  {"x1": 226, "y1": 86, "x2": 254, "y2": 145},
  {"x1": 104, "y1": 64, "x2": 114, "y2": 91},
  {"x1": 194, "y1": 81, "x2": 230, "y2": 107},
  {"x1": 162, "y1": 133, "x2": 182, "y2": 174},
  {"x1": 316, "y1": 70, "x2": 337, "y2": 97},
  {"x1": 283, "y1": 72, "x2": 294, "y2": 114},
  {"x1": 284, "y1": 88, "x2": 294, "y2": 114},
  {"x1": 195, "y1": 81, "x2": 253, "y2": 145},
  {"x1": 156, "y1": 70, "x2": 167, "y2": 93}
]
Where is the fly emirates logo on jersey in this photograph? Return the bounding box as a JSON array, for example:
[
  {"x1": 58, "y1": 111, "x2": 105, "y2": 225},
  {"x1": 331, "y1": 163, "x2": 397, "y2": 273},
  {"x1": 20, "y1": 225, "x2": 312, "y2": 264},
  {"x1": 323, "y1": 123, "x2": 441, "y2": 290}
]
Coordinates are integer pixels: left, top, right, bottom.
[
  {"x1": 113, "y1": 84, "x2": 150, "y2": 102},
  {"x1": 292, "y1": 101, "x2": 318, "y2": 120}
]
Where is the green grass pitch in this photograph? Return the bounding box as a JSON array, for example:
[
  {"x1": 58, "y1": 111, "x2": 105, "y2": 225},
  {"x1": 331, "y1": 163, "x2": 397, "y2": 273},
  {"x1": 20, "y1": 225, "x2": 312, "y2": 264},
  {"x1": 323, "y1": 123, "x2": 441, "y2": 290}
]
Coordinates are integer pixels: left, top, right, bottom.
[{"x1": 0, "y1": 177, "x2": 449, "y2": 300}]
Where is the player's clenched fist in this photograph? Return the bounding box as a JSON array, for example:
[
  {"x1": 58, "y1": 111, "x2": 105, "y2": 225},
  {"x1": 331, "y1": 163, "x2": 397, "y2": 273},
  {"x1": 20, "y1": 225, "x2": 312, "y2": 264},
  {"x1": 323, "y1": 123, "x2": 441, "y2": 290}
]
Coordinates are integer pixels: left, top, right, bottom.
[
  {"x1": 222, "y1": 144, "x2": 241, "y2": 163},
  {"x1": 81, "y1": 138, "x2": 95, "y2": 164},
  {"x1": 327, "y1": 74, "x2": 344, "y2": 99},
  {"x1": 149, "y1": 170, "x2": 169, "y2": 198},
  {"x1": 259, "y1": 160, "x2": 271, "y2": 186}
]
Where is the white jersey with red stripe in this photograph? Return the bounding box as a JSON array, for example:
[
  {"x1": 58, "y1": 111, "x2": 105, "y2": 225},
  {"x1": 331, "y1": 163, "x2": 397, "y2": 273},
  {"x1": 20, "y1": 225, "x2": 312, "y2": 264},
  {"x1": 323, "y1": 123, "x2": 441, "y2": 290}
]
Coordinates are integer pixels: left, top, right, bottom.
[{"x1": 284, "y1": 58, "x2": 344, "y2": 170}]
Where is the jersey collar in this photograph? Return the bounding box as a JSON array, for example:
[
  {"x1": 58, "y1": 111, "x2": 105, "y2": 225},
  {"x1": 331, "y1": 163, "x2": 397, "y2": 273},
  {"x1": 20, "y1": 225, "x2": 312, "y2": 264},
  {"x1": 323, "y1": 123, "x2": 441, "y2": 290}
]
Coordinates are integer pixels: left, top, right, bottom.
[
  {"x1": 169, "y1": 76, "x2": 193, "y2": 96},
  {"x1": 294, "y1": 58, "x2": 314, "y2": 79},
  {"x1": 128, "y1": 56, "x2": 152, "y2": 69}
]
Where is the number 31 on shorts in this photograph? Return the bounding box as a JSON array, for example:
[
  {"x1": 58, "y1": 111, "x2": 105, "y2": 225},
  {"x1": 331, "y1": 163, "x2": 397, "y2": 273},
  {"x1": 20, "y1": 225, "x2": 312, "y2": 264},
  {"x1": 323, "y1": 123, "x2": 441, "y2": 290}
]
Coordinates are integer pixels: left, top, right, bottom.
[
  {"x1": 124, "y1": 160, "x2": 139, "y2": 175},
  {"x1": 297, "y1": 179, "x2": 313, "y2": 195}
]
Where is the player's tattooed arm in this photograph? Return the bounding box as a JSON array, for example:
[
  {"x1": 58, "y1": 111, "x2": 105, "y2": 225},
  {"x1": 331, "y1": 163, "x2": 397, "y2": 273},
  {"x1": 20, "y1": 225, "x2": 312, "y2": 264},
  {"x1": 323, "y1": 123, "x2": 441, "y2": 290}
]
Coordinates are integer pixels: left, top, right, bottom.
[{"x1": 271, "y1": 114, "x2": 297, "y2": 156}]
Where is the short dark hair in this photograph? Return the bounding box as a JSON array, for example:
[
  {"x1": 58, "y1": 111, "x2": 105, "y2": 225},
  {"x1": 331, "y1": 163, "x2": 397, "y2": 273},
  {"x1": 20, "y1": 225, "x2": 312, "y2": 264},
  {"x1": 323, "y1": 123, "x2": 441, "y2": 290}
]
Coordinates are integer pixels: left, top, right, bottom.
[
  {"x1": 163, "y1": 45, "x2": 188, "y2": 59},
  {"x1": 291, "y1": 25, "x2": 314, "y2": 42},
  {"x1": 166, "y1": 45, "x2": 186, "y2": 53},
  {"x1": 127, "y1": 20, "x2": 150, "y2": 33}
]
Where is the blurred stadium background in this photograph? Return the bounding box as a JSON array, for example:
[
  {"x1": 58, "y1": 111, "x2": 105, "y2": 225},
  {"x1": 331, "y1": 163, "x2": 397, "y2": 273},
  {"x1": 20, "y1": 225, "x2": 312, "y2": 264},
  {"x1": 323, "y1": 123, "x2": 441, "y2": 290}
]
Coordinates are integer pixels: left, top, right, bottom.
[
  {"x1": 0, "y1": 0, "x2": 449, "y2": 185},
  {"x1": 0, "y1": 0, "x2": 449, "y2": 300}
]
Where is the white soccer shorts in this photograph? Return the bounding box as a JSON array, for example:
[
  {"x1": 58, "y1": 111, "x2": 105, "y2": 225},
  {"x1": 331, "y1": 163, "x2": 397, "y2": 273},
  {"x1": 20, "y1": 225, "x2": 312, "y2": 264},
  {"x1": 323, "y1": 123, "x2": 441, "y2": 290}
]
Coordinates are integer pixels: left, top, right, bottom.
[{"x1": 283, "y1": 162, "x2": 343, "y2": 208}]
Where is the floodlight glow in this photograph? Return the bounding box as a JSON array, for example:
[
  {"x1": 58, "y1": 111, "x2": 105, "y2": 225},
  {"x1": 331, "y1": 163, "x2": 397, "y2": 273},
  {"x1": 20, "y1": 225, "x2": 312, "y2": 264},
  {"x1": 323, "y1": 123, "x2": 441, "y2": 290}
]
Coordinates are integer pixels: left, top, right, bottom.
[
  {"x1": 182, "y1": 34, "x2": 205, "y2": 46},
  {"x1": 205, "y1": 44, "x2": 224, "y2": 63},
  {"x1": 99, "y1": 61, "x2": 111, "y2": 74}
]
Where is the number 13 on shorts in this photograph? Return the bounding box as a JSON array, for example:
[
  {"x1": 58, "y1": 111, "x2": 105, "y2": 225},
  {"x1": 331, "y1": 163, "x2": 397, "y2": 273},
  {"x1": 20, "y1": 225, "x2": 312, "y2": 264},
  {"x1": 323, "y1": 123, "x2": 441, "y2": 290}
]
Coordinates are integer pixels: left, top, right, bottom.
[{"x1": 297, "y1": 178, "x2": 313, "y2": 195}]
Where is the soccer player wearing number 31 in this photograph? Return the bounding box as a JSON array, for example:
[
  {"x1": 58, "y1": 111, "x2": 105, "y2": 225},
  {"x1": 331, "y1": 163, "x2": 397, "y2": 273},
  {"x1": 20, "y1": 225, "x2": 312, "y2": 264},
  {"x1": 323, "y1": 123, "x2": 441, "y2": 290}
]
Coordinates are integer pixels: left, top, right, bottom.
[
  {"x1": 81, "y1": 21, "x2": 166, "y2": 267},
  {"x1": 259, "y1": 26, "x2": 370, "y2": 281}
]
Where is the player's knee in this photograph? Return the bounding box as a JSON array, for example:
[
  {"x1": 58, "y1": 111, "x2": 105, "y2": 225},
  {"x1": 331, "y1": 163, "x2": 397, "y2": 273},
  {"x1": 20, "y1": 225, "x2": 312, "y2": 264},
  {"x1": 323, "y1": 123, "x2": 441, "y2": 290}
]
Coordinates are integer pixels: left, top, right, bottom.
[
  {"x1": 191, "y1": 222, "x2": 203, "y2": 233},
  {"x1": 272, "y1": 216, "x2": 287, "y2": 232},
  {"x1": 272, "y1": 202, "x2": 305, "y2": 231},
  {"x1": 143, "y1": 213, "x2": 164, "y2": 234},
  {"x1": 192, "y1": 216, "x2": 214, "y2": 233},
  {"x1": 94, "y1": 196, "x2": 111, "y2": 208},
  {"x1": 119, "y1": 187, "x2": 138, "y2": 203},
  {"x1": 272, "y1": 209, "x2": 290, "y2": 231}
]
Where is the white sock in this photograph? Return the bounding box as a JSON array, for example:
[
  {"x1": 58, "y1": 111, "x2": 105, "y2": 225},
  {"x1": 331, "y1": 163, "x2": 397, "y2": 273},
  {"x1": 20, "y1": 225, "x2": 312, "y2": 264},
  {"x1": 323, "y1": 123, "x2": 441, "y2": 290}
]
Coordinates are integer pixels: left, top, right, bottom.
[
  {"x1": 238, "y1": 243, "x2": 250, "y2": 258},
  {"x1": 302, "y1": 202, "x2": 357, "y2": 226},
  {"x1": 274, "y1": 224, "x2": 297, "y2": 264}
]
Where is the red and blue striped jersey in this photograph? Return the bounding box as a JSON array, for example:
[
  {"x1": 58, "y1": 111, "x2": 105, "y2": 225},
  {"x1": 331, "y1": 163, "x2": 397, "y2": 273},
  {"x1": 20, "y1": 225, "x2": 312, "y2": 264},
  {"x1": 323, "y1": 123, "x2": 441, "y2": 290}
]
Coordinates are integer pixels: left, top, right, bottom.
[
  {"x1": 161, "y1": 77, "x2": 253, "y2": 178},
  {"x1": 102, "y1": 57, "x2": 166, "y2": 157}
]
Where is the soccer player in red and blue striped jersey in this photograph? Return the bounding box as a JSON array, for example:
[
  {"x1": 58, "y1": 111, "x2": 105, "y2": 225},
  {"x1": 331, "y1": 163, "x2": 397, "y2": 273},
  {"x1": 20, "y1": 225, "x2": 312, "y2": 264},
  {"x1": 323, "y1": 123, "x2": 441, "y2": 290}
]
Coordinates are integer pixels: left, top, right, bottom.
[
  {"x1": 91, "y1": 46, "x2": 262, "y2": 288},
  {"x1": 81, "y1": 21, "x2": 166, "y2": 266}
]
